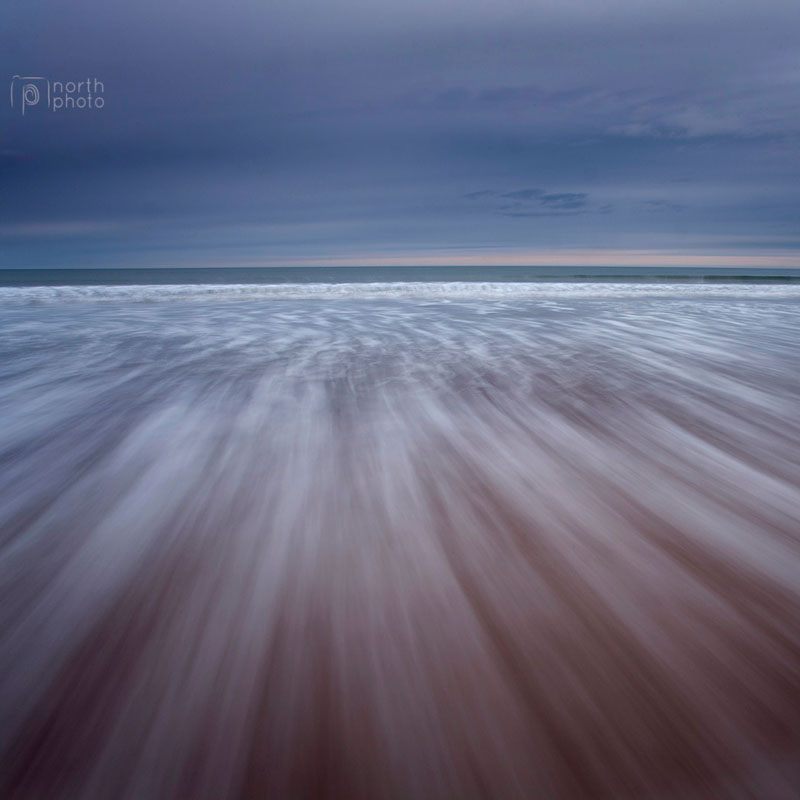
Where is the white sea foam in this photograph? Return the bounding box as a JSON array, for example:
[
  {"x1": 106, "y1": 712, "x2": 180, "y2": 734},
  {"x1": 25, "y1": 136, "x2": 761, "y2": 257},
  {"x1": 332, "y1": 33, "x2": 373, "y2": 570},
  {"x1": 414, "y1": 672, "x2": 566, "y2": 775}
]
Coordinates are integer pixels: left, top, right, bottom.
[{"x1": 2, "y1": 280, "x2": 800, "y2": 304}]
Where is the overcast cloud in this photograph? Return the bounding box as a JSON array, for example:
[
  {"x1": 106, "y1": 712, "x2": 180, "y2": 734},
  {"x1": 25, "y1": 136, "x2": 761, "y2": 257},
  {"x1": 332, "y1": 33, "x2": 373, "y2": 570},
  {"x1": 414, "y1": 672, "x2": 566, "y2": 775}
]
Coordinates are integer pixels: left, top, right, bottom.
[{"x1": 2, "y1": 0, "x2": 799, "y2": 267}]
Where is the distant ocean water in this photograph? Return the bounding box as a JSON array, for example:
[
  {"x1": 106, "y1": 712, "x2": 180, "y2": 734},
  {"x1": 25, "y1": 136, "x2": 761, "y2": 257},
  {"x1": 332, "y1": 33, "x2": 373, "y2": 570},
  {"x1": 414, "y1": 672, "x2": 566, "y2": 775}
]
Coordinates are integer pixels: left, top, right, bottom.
[
  {"x1": 1, "y1": 269, "x2": 799, "y2": 798},
  {"x1": 2, "y1": 264, "x2": 800, "y2": 288}
]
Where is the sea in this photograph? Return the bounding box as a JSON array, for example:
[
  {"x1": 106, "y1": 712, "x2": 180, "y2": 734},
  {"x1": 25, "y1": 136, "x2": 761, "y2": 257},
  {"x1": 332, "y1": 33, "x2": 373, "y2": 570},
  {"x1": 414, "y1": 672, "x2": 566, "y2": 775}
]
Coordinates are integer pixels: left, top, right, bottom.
[{"x1": 1, "y1": 266, "x2": 799, "y2": 799}]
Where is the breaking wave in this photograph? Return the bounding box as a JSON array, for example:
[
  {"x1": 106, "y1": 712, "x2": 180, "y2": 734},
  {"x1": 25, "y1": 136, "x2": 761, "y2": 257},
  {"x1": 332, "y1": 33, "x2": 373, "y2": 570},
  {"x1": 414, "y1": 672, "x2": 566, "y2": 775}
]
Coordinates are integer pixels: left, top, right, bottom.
[{"x1": 3, "y1": 280, "x2": 800, "y2": 304}]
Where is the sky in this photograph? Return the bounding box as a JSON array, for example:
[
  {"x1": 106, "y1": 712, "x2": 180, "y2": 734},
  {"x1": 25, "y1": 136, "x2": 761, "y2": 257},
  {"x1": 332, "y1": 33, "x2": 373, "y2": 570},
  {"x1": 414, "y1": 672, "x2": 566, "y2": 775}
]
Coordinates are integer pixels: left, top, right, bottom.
[{"x1": 2, "y1": 0, "x2": 800, "y2": 269}]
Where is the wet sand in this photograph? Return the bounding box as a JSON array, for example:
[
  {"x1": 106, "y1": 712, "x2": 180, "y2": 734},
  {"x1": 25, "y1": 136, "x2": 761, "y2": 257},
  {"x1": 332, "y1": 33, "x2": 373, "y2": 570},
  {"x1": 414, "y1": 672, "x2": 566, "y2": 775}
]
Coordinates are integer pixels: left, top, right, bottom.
[{"x1": 1, "y1": 286, "x2": 799, "y2": 798}]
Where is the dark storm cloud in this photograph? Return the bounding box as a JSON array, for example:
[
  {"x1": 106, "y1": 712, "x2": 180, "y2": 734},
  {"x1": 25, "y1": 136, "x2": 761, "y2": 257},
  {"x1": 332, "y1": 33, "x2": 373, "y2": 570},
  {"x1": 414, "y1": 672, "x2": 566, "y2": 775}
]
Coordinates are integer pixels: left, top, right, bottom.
[
  {"x1": 2, "y1": 0, "x2": 800, "y2": 265},
  {"x1": 467, "y1": 189, "x2": 599, "y2": 218},
  {"x1": 540, "y1": 193, "x2": 589, "y2": 211},
  {"x1": 642, "y1": 200, "x2": 686, "y2": 213}
]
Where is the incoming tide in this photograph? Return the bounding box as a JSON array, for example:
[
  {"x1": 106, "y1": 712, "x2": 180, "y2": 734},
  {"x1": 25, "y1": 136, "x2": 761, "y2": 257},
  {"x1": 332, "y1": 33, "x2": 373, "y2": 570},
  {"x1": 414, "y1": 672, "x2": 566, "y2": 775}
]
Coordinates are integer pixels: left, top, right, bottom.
[{"x1": 1, "y1": 273, "x2": 799, "y2": 799}]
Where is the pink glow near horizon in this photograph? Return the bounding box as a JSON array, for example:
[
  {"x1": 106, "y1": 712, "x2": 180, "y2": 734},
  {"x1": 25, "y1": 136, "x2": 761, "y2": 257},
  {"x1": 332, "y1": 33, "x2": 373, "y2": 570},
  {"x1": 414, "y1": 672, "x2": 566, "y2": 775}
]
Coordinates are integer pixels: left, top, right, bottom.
[{"x1": 225, "y1": 249, "x2": 800, "y2": 269}]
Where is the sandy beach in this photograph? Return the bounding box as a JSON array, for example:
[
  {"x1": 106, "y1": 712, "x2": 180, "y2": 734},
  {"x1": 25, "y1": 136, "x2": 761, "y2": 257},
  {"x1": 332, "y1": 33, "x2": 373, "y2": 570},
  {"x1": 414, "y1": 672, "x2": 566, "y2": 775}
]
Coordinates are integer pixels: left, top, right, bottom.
[{"x1": 1, "y1": 283, "x2": 799, "y2": 798}]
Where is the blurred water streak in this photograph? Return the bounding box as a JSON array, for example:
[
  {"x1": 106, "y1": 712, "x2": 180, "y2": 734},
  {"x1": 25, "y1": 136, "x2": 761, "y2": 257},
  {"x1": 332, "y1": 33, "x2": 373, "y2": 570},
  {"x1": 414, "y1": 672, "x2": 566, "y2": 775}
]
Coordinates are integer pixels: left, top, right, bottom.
[{"x1": 1, "y1": 285, "x2": 799, "y2": 799}]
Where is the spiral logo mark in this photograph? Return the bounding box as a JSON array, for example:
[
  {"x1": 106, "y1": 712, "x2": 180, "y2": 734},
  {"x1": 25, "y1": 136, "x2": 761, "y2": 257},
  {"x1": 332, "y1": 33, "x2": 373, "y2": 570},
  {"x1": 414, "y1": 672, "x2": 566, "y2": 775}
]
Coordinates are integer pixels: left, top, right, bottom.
[
  {"x1": 22, "y1": 83, "x2": 40, "y2": 110},
  {"x1": 10, "y1": 76, "x2": 50, "y2": 115}
]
